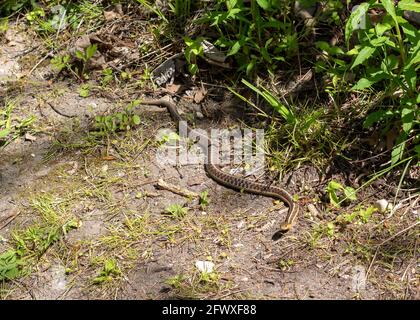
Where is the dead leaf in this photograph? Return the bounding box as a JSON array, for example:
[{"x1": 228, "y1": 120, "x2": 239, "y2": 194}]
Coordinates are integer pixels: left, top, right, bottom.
[
  {"x1": 74, "y1": 35, "x2": 91, "y2": 50},
  {"x1": 165, "y1": 83, "x2": 182, "y2": 94},
  {"x1": 24, "y1": 133, "x2": 36, "y2": 142},
  {"x1": 194, "y1": 88, "x2": 207, "y2": 103},
  {"x1": 104, "y1": 10, "x2": 122, "y2": 21}
]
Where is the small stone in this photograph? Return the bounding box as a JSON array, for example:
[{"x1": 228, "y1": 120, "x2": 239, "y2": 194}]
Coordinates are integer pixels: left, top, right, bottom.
[
  {"x1": 374, "y1": 199, "x2": 389, "y2": 213},
  {"x1": 24, "y1": 133, "x2": 36, "y2": 141}
]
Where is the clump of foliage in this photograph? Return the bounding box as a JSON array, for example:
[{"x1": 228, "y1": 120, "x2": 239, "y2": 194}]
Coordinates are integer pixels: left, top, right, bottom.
[
  {"x1": 0, "y1": 101, "x2": 36, "y2": 149},
  {"x1": 344, "y1": 0, "x2": 419, "y2": 165}
]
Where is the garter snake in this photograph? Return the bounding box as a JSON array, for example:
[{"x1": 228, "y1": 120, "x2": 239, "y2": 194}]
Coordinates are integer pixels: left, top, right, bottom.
[{"x1": 141, "y1": 98, "x2": 299, "y2": 233}]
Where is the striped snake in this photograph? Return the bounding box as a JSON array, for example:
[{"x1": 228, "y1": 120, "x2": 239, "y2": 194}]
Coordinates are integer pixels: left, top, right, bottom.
[{"x1": 141, "y1": 98, "x2": 299, "y2": 233}]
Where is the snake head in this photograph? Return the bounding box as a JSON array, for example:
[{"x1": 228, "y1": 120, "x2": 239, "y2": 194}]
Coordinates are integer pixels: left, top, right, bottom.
[{"x1": 279, "y1": 223, "x2": 292, "y2": 232}]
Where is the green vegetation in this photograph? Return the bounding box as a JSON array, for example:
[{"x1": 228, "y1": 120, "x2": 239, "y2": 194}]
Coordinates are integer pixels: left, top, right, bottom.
[{"x1": 0, "y1": 0, "x2": 418, "y2": 300}]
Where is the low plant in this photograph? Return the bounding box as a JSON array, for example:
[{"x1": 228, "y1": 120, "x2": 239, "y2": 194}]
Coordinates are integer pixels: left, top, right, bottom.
[
  {"x1": 326, "y1": 180, "x2": 357, "y2": 207},
  {"x1": 165, "y1": 204, "x2": 188, "y2": 219},
  {"x1": 93, "y1": 100, "x2": 142, "y2": 135},
  {"x1": 92, "y1": 259, "x2": 121, "y2": 284}
]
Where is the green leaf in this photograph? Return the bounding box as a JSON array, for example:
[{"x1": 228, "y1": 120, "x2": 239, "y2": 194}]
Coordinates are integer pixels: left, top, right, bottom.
[
  {"x1": 401, "y1": 107, "x2": 414, "y2": 133},
  {"x1": 381, "y1": 0, "x2": 398, "y2": 24},
  {"x1": 256, "y1": 0, "x2": 270, "y2": 10},
  {"x1": 351, "y1": 46, "x2": 376, "y2": 69},
  {"x1": 0, "y1": 128, "x2": 10, "y2": 138},
  {"x1": 404, "y1": 66, "x2": 417, "y2": 91},
  {"x1": 241, "y1": 79, "x2": 295, "y2": 124},
  {"x1": 327, "y1": 180, "x2": 343, "y2": 191},
  {"x1": 391, "y1": 133, "x2": 407, "y2": 165},
  {"x1": 132, "y1": 115, "x2": 141, "y2": 125},
  {"x1": 398, "y1": 0, "x2": 420, "y2": 12},
  {"x1": 370, "y1": 36, "x2": 388, "y2": 47},
  {"x1": 352, "y1": 77, "x2": 375, "y2": 90},
  {"x1": 375, "y1": 22, "x2": 393, "y2": 36},
  {"x1": 344, "y1": 187, "x2": 357, "y2": 201},
  {"x1": 85, "y1": 44, "x2": 97, "y2": 60},
  {"x1": 188, "y1": 63, "x2": 198, "y2": 75},
  {"x1": 75, "y1": 50, "x2": 84, "y2": 61},
  {"x1": 246, "y1": 59, "x2": 256, "y2": 75},
  {"x1": 345, "y1": 3, "x2": 370, "y2": 46},
  {"x1": 363, "y1": 109, "x2": 395, "y2": 128},
  {"x1": 352, "y1": 70, "x2": 388, "y2": 90},
  {"x1": 79, "y1": 85, "x2": 90, "y2": 97},
  {"x1": 227, "y1": 41, "x2": 241, "y2": 56}
]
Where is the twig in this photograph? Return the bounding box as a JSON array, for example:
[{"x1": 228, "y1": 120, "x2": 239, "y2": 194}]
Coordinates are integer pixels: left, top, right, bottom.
[
  {"x1": 155, "y1": 178, "x2": 199, "y2": 199},
  {"x1": 47, "y1": 101, "x2": 76, "y2": 118},
  {"x1": 0, "y1": 210, "x2": 21, "y2": 230},
  {"x1": 26, "y1": 50, "x2": 54, "y2": 77},
  {"x1": 378, "y1": 220, "x2": 420, "y2": 247}
]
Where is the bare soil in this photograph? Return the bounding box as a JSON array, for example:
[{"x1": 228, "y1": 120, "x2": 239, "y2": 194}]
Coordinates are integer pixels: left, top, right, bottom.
[{"x1": 0, "y1": 23, "x2": 418, "y2": 300}]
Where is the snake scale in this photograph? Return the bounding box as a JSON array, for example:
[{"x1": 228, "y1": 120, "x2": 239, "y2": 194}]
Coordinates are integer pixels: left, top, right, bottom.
[{"x1": 141, "y1": 98, "x2": 299, "y2": 233}]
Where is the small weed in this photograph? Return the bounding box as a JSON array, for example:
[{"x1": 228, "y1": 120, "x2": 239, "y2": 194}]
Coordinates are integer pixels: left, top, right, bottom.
[
  {"x1": 92, "y1": 259, "x2": 121, "y2": 284},
  {"x1": 0, "y1": 101, "x2": 36, "y2": 149},
  {"x1": 75, "y1": 43, "x2": 97, "y2": 78},
  {"x1": 0, "y1": 250, "x2": 25, "y2": 281},
  {"x1": 165, "y1": 274, "x2": 186, "y2": 289},
  {"x1": 165, "y1": 204, "x2": 188, "y2": 219},
  {"x1": 199, "y1": 190, "x2": 209, "y2": 210},
  {"x1": 93, "y1": 100, "x2": 141, "y2": 136},
  {"x1": 101, "y1": 68, "x2": 114, "y2": 87},
  {"x1": 326, "y1": 180, "x2": 357, "y2": 207}
]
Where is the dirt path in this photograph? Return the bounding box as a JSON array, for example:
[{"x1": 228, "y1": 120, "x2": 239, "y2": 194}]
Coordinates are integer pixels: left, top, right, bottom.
[{"x1": 1, "y1": 24, "x2": 418, "y2": 300}]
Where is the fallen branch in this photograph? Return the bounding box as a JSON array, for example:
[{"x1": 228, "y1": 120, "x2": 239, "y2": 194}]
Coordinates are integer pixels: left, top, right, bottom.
[
  {"x1": 155, "y1": 178, "x2": 199, "y2": 199},
  {"x1": 0, "y1": 210, "x2": 21, "y2": 230}
]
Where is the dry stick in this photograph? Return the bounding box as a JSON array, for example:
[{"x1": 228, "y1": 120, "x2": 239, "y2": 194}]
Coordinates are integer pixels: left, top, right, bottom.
[
  {"x1": 26, "y1": 50, "x2": 54, "y2": 77},
  {"x1": 47, "y1": 101, "x2": 76, "y2": 118},
  {"x1": 155, "y1": 179, "x2": 199, "y2": 199},
  {"x1": 0, "y1": 211, "x2": 21, "y2": 230}
]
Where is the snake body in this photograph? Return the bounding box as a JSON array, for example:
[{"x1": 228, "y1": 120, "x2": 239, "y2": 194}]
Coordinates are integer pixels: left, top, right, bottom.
[{"x1": 142, "y1": 98, "x2": 299, "y2": 232}]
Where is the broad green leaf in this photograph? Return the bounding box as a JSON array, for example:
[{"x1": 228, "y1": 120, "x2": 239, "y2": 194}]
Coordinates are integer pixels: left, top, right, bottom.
[
  {"x1": 370, "y1": 36, "x2": 388, "y2": 47},
  {"x1": 400, "y1": 19, "x2": 418, "y2": 43},
  {"x1": 381, "y1": 0, "x2": 398, "y2": 24},
  {"x1": 246, "y1": 59, "x2": 256, "y2": 75},
  {"x1": 344, "y1": 187, "x2": 357, "y2": 201},
  {"x1": 188, "y1": 63, "x2": 198, "y2": 75},
  {"x1": 329, "y1": 192, "x2": 340, "y2": 207},
  {"x1": 256, "y1": 0, "x2": 270, "y2": 10},
  {"x1": 327, "y1": 181, "x2": 343, "y2": 191},
  {"x1": 227, "y1": 41, "x2": 241, "y2": 56},
  {"x1": 401, "y1": 107, "x2": 414, "y2": 133},
  {"x1": 398, "y1": 0, "x2": 420, "y2": 12},
  {"x1": 404, "y1": 66, "x2": 417, "y2": 91},
  {"x1": 363, "y1": 109, "x2": 395, "y2": 128},
  {"x1": 0, "y1": 128, "x2": 10, "y2": 138},
  {"x1": 381, "y1": 55, "x2": 399, "y2": 72},
  {"x1": 391, "y1": 133, "x2": 407, "y2": 165},
  {"x1": 86, "y1": 44, "x2": 97, "y2": 60},
  {"x1": 345, "y1": 3, "x2": 370, "y2": 46},
  {"x1": 375, "y1": 22, "x2": 393, "y2": 36},
  {"x1": 351, "y1": 70, "x2": 389, "y2": 90},
  {"x1": 75, "y1": 50, "x2": 84, "y2": 61},
  {"x1": 351, "y1": 46, "x2": 376, "y2": 69},
  {"x1": 405, "y1": 40, "x2": 420, "y2": 70}
]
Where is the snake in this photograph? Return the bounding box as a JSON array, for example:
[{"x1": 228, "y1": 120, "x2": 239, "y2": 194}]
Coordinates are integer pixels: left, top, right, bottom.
[{"x1": 141, "y1": 98, "x2": 299, "y2": 233}]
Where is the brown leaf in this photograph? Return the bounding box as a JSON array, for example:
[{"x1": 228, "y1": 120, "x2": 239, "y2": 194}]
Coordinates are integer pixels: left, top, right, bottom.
[
  {"x1": 165, "y1": 83, "x2": 182, "y2": 94},
  {"x1": 104, "y1": 10, "x2": 122, "y2": 21},
  {"x1": 193, "y1": 88, "x2": 207, "y2": 103}
]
